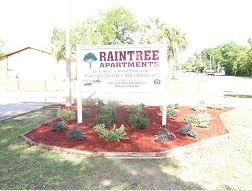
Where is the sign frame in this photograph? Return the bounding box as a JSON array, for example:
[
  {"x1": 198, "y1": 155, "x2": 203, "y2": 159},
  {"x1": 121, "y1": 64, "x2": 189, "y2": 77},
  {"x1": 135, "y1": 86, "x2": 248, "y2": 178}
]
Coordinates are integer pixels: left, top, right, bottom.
[{"x1": 76, "y1": 44, "x2": 168, "y2": 125}]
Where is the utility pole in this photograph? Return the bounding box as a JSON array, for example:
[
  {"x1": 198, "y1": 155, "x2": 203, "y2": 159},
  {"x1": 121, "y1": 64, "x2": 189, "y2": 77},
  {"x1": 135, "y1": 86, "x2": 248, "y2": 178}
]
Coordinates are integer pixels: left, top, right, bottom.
[{"x1": 65, "y1": 0, "x2": 72, "y2": 106}]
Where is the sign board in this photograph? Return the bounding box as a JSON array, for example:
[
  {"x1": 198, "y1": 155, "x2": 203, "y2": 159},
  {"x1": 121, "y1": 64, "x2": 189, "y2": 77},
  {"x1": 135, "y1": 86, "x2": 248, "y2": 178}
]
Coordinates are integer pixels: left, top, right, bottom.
[
  {"x1": 76, "y1": 44, "x2": 168, "y2": 124},
  {"x1": 76, "y1": 44, "x2": 167, "y2": 93}
]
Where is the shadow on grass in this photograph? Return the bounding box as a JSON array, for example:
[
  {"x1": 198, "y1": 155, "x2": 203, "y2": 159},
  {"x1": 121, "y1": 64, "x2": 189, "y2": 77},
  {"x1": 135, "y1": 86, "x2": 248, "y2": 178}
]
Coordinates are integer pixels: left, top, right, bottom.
[{"x1": 0, "y1": 108, "x2": 203, "y2": 190}]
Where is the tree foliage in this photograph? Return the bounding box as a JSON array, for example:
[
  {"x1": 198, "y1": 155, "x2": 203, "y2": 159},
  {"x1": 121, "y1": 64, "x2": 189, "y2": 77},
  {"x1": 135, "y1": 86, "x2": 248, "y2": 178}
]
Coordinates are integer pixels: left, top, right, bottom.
[
  {"x1": 161, "y1": 26, "x2": 187, "y2": 60},
  {"x1": 139, "y1": 17, "x2": 187, "y2": 76},
  {"x1": 139, "y1": 17, "x2": 165, "y2": 44},
  {"x1": 97, "y1": 7, "x2": 138, "y2": 45},
  {"x1": 51, "y1": 7, "x2": 139, "y2": 60},
  {"x1": 51, "y1": 28, "x2": 66, "y2": 61},
  {"x1": 183, "y1": 40, "x2": 252, "y2": 77}
]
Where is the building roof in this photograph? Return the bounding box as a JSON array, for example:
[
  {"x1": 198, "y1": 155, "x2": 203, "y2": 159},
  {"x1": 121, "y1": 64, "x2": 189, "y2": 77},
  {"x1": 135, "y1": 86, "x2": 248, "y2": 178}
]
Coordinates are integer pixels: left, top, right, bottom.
[{"x1": 0, "y1": 47, "x2": 51, "y2": 60}]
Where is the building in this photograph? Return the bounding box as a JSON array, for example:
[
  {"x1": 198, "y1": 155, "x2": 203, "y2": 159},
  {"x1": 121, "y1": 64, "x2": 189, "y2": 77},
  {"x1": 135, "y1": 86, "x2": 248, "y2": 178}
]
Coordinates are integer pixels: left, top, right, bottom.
[{"x1": 0, "y1": 47, "x2": 65, "y2": 80}]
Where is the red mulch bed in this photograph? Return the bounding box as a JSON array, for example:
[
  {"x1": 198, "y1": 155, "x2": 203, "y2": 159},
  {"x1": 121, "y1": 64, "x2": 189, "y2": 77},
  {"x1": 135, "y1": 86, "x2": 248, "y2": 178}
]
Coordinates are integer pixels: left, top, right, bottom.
[{"x1": 25, "y1": 105, "x2": 231, "y2": 152}]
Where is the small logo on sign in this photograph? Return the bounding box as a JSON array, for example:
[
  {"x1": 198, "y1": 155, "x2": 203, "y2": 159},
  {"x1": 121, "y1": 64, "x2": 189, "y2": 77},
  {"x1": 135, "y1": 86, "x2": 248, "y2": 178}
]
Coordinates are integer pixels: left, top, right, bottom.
[
  {"x1": 83, "y1": 52, "x2": 97, "y2": 68},
  {"x1": 154, "y1": 79, "x2": 161, "y2": 85}
]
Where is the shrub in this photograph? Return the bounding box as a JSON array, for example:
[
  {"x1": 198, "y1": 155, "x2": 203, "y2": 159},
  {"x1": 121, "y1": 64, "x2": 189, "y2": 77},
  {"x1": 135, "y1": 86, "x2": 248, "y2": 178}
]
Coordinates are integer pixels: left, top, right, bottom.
[
  {"x1": 52, "y1": 121, "x2": 67, "y2": 132},
  {"x1": 167, "y1": 104, "x2": 176, "y2": 116},
  {"x1": 94, "y1": 124, "x2": 128, "y2": 142},
  {"x1": 66, "y1": 127, "x2": 85, "y2": 141},
  {"x1": 97, "y1": 99, "x2": 105, "y2": 107},
  {"x1": 57, "y1": 108, "x2": 75, "y2": 123},
  {"x1": 82, "y1": 97, "x2": 98, "y2": 106},
  {"x1": 184, "y1": 112, "x2": 211, "y2": 128},
  {"x1": 192, "y1": 101, "x2": 207, "y2": 111},
  {"x1": 174, "y1": 103, "x2": 179, "y2": 109},
  {"x1": 154, "y1": 128, "x2": 176, "y2": 143},
  {"x1": 106, "y1": 100, "x2": 119, "y2": 109},
  {"x1": 128, "y1": 104, "x2": 149, "y2": 129},
  {"x1": 95, "y1": 100, "x2": 118, "y2": 126},
  {"x1": 184, "y1": 114, "x2": 199, "y2": 126},
  {"x1": 74, "y1": 110, "x2": 93, "y2": 121},
  {"x1": 196, "y1": 112, "x2": 211, "y2": 127},
  {"x1": 128, "y1": 104, "x2": 144, "y2": 114},
  {"x1": 160, "y1": 104, "x2": 177, "y2": 117},
  {"x1": 96, "y1": 112, "x2": 116, "y2": 126},
  {"x1": 129, "y1": 112, "x2": 149, "y2": 129},
  {"x1": 179, "y1": 124, "x2": 197, "y2": 138}
]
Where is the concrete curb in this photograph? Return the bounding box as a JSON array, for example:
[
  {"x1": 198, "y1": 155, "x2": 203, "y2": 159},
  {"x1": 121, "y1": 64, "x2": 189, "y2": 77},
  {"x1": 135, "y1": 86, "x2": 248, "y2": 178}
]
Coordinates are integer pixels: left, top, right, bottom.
[{"x1": 20, "y1": 109, "x2": 234, "y2": 159}]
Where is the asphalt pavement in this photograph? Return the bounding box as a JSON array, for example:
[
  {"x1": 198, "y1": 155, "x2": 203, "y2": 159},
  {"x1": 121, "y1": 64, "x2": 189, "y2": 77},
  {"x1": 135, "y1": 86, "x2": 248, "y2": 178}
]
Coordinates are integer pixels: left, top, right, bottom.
[
  {"x1": 0, "y1": 102, "x2": 57, "y2": 121},
  {"x1": 0, "y1": 74, "x2": 252, "y2": 120}
]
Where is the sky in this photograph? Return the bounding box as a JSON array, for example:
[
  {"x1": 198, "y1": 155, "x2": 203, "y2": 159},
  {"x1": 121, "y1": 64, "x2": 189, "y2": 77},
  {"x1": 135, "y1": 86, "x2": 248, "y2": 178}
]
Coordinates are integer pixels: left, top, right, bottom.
[{"x1": 1, "y1": 0, "x2": 252, "y2": 62}]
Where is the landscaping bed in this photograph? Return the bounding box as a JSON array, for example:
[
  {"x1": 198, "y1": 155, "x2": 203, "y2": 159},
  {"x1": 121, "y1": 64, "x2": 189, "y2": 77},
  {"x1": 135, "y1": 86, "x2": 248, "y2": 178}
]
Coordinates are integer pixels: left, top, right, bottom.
[{"x1": 24, "y1": 105, "x2": 231, "y2": 152}]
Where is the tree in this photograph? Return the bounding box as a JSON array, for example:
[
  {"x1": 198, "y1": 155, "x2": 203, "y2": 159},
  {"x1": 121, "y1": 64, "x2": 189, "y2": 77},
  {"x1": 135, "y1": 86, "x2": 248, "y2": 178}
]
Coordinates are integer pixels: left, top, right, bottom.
[
  {"x1": 51, "y1": 19, "x2": 100, "y2": 61},
  {"x1": 246, "y1": 38, "x2": 252, "y2": 76},
  {"x1": 161, "y1": 26, "x2": 187, "y2": 77},
  {"x1": 139, "y1": 19, "x2": 187, "y2": 77},
  {"x1": 51, "y1": 28, "x2": 66, "y2": 61},
  {"x1": 83, "y1": 52, "x2": 97, "y2": 68},
  {"x1": 220, "y1": 42, "x2": 241, "y2": 75},
  {"x1": 50, "y1": 7, "x2": 139, "y2": 60},
  {"x1": 162, "y1": 26, "x2": 187, "y2": 60},
  {"x1": 97, "y1": 7, "x2": 139, "y2": 45},
  {"x1": 184, "y1": 40, "x2": 252, "y2": 77},
  {"x1": 139, "y1": 17, "x2": 165, "y2": 44},
  {"x1": 71, "y1": 19, "x2": 101, "y2": 47}
]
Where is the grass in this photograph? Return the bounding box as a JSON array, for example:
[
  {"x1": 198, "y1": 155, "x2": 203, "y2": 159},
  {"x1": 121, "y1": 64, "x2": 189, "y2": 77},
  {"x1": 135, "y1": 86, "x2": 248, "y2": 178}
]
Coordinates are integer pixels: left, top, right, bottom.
[{"x1": 0, "y1": 107, "x2": 252, "y2": 189}]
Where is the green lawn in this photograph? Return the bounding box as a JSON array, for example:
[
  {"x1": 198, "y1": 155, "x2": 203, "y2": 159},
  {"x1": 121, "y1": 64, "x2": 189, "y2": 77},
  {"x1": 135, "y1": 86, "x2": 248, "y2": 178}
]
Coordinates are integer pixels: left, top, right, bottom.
[{"x1": 0, "y1": 107, "x2": 251, "y2": 189}]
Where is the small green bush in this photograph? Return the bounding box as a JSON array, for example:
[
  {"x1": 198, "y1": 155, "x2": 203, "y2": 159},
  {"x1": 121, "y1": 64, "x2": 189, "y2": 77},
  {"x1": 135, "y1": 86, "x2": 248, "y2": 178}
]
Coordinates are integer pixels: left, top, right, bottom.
[
  {"x1": 52, "y1": 121, "x2": 67, "y2": 132},
  {"x1": 57, "y1": 108, "x2": 75, "y2": 123},
  {"x1": 197, "y1": 112, "x2": 211, "y2": 127},
  {"x1": 129, "y1": 112, "x2": 149, "y2": 129},
  {"x1": 75, "y1": 110, "x2": 92, "y2": 121},
  {"x1": 82, "y1": 97, "x2": 98, "y2": 106},
  {"x1": 96, "y1": 112, "x2": 116, "y2": 126},
  {"x1": 95, "y1": 100, "x2": 118, "y2": 126},
  {"x1": 160, "y1": 104, "x2": 176, "y2": 117},
  {"x1": 66, "y1": 127, "x2": 85, "y2": 141},
  {"x1": 192, "y1": 101, "x2": 207, "y2": 111},
  {"x1": 97, "y1": 99, "x2": 105, "y2": 107},
  {"x1": 184, "y1": 112, "x2": 211, "y2": 128},
  {"x1": 128, "y1": 104, "x2": 144, "y2": 114},
  {"x1": 106, "y1": 100, "x2": 119, "y2": 109},
  {"x1": 154, "y1": 129, "x2": 176, "y2": 143},
  {"x1": 94, "y1": 124, "x2": 128, "y2": 142},
  {"x1": 167, "y1": 104, "x2": 176, "y2": 116},
  {"x1": 184, "y1": 114, "x2": 199, "y2": 126},
  {"x1": 179, "y1": 124, "x2": 197, "y2": 138},
  {"x1": 128, "y1": 104, "x2": 149, "y2": 129}
]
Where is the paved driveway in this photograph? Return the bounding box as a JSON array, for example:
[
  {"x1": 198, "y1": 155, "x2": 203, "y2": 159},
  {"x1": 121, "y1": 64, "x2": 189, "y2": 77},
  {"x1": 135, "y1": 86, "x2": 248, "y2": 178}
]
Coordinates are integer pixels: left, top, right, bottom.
[
  {"x1": 0, "y1": 74, "x2": 251, "y2": 120},
  {"x1": 0, "y1": 102, "x2": 56, "y2": 120}
]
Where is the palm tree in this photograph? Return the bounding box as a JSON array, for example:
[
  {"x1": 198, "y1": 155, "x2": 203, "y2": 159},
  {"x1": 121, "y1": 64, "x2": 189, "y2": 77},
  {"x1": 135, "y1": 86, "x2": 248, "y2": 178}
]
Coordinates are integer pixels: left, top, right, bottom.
[
  {"x1": 161, "y1": 26, "x2": 187, "y2": 78},
  {"x1": 139, "y1": 18, "x2": 187, "y2": 78}
]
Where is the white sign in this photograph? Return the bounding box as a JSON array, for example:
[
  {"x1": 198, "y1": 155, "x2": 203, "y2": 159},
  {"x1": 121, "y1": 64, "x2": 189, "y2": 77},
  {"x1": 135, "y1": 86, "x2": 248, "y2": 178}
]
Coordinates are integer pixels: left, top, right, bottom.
[
  {"x1": 76, "y1": 44, "x2": 168, "y2": 124},
  {"x1": 76, "y1": 44, "x2": 167, "y2": 93}
]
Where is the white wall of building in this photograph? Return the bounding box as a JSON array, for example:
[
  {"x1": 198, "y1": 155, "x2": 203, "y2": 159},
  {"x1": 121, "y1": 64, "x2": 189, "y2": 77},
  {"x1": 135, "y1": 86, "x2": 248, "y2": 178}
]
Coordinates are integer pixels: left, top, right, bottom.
[{"x1": 6, "y1": 48, "x2": 60, "y2": 79}]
